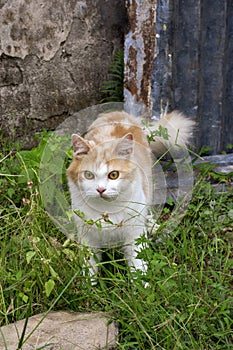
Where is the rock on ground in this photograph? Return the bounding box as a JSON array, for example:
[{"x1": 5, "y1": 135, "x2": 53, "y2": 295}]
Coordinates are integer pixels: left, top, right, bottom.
[{"x1": 0, "y1": 311, "x2": 118, "y2": 350}]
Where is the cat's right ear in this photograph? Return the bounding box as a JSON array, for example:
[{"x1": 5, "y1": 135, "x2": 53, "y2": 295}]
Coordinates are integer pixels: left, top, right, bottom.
[
  {"x1": 115, "y1": 133, "x2": 134, "y2": 158},
  {"x1": 71, "y1": 134, "x2": 90, "y2": 158}
]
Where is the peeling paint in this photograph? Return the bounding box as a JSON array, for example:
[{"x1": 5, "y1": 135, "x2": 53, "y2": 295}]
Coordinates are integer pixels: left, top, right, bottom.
[
  {"x1": 124, "y1": 0, "x2": 157, "y2": 117},
  {"x1": 0, "y1": 0, "x2": 77, "y2": 61}
]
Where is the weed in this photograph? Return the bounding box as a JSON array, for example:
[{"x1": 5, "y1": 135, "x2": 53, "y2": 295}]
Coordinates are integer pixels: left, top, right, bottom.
[
  {"x1": 101, "y1": 48, "x2": 124, "y2": 102},
  {"x1": 0, "y1": 134, "x2": 232, "y2": 349}
]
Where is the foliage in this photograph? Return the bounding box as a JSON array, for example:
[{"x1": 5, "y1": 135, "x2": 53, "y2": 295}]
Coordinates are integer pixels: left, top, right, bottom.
[
  {"x1": 0, "y1": 135, "x2": 232, "y2": 349},
  {"x1": 101, "y1": 48, "x2": 124, "y2": 102},
  {"x1": 142, "y1": 120, "x2": 170, "y2": 143}
]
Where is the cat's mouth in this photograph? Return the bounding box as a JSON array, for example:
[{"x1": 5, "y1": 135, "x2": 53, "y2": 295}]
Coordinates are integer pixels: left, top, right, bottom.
[
  {"x1": 84, "y1": 191, "x2": 118, "y2": 202},
  {"x1": 100, "y1": 194, "x2": 118, "y2": 202}
]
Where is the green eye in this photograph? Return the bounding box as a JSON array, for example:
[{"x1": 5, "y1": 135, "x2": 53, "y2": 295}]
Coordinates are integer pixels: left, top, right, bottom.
[
  {"x1": 108, "y1": 171, "x2": 119, "y2": 180},
  {"x1": 84, "y1": 171, "x2": 94, "y2": 180}
]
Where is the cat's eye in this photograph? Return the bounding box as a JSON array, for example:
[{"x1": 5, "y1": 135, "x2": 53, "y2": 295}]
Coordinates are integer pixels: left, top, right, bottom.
[
  {"x1": 108, "y1": 171, "x2": 119, "y2": 180},
  {"x1": 84, "y1": 171, "x2": 94, "y2": 180}
]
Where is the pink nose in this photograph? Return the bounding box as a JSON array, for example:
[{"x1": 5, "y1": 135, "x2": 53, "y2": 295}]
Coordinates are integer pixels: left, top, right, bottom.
[{"x1": 97, "y1": 187, "x2": 106, "y2": 194}]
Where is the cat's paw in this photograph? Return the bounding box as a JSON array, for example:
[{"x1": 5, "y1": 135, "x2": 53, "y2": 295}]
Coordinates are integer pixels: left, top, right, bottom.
[
  {"x1": 143, "y1": 281, "x2": 150, "y2": 288},
  {"x1": 90, "y1": 277, "x2": 98, "y2": 286}
]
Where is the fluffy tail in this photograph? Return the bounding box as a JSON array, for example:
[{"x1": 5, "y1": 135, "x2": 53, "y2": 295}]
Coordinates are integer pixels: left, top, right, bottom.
[{"x1": 146, "y1": 111, "x2": 195, "y2": 156}]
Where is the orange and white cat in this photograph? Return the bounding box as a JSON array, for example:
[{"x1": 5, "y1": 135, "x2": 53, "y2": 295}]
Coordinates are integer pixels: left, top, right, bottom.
[{"x1": 67, "y1": 110, "x2": 194, "y2": 281}]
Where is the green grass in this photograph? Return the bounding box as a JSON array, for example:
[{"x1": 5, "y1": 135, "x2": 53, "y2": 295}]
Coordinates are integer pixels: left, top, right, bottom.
[{"x1": 0, "y1": 136, "x2": 232, "y2": 349}]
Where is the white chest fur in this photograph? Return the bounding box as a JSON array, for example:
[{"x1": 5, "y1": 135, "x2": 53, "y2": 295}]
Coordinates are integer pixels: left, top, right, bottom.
[{"x1": 68, "y1": 176, "x2": 148, "y2": 249}]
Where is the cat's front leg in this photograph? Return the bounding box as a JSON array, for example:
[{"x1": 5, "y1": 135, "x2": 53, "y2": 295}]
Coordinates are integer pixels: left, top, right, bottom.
[
  {"x1": 83, "y1": 251, "x2": 102, "y2": 285},
  {"x1": 122, "y1": 242, "x2": 148, "y2": 275}
]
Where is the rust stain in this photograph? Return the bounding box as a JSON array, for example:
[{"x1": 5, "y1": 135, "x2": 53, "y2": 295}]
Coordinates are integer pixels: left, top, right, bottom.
[
  {"x1": 141, "y1": 6, "x2": 156, "y2": 108},
  {"x1": 126, "y1": 0, "x2": 138, "y2": 33},
  {"x1": 125, "y1": 0, "x2": 157, "y2": 114},
  {"x1": 125, "y1": 45, "x2": 138, "y2": 98}
]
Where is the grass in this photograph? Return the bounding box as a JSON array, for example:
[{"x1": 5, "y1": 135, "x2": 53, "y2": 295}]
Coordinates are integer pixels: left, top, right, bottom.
[{"x1": 0, "y1": 135, "x2": 232, "y2": 349}]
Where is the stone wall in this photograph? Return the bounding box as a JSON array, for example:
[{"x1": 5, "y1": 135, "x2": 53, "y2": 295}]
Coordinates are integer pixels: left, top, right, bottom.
[{"x1": 0, "y1": 0, "x2": 127, "y2": 148}]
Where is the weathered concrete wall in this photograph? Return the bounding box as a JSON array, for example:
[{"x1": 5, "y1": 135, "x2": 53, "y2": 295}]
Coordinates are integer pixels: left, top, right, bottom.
[{"x1": 0, "y1": 0, "x2": 127, "y2": 148}]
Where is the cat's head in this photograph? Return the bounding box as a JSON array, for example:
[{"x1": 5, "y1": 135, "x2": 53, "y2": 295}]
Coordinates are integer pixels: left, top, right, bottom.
[{"x1": 67, "y1": 133, "x2": 137, "y2": 202}]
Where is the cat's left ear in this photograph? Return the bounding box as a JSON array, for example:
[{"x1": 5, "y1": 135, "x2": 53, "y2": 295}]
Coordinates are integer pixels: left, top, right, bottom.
[
  {"x1": 116, "y1": 133, "x2": 134, "y2": 158},
  {"x1": 71, "y1": 134, "x2": 90, "y2": 158}
]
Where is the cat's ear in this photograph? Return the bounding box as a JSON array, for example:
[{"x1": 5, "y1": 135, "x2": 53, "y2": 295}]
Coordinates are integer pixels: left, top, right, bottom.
[
  {"x1": 115, "y1": 133, "x2": 134, "y2": 158},
  {"x1": 71, "y1": 134, "x2": 90, "y2": 158}
]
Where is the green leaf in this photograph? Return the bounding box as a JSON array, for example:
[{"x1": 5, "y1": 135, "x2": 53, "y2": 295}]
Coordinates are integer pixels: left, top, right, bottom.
[
  {"x1": 7, "y1": 187, "x2": 16, "y2": 198},
  {"x1": 18, "y1": 292, "x2": 29, "y2": 303},
  {"x1": 85, "y1": 219, "x2": 95, "y2": 225},
  {"x1": 73, "y1": 209, "x2": 85, "y2": 218},
  {"x1": 95, "y1": 220, "x2": 102, "y2": 229},
  {"x1": 228, "y1": 209, "x2": 233, "y2": 220},
  {"x1": 45, "y1": 279, "x2": 55, "y2": 297},
  {"x1": 49, "y1": 266, "x2": 59, "y2": 280},
  {"x1": 63, "y1": 248, "x2": 75, "y2": 261},
  {"x1": 26, "y1": 251, "x2": 36, "y2": 264}
]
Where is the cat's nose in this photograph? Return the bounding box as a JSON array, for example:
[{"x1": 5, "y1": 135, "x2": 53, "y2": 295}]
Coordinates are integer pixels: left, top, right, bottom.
[{"x1": 96, "y1": 187, "x2": 106, "y2": 195}]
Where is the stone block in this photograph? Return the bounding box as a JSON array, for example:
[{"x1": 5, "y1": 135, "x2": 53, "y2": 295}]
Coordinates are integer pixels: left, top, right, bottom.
[{"x1": 0, "y1": 311, "x2": 118, "y2": 350}]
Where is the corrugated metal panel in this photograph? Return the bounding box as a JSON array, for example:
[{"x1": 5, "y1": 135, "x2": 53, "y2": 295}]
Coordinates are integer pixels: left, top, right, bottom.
[{"x1": 151, "y1": 0, "x2": 233, "y2": 154}]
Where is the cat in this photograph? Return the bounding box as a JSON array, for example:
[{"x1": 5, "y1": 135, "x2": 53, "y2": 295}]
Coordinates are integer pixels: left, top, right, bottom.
[{"x1": 67, "y1": 110, "x2": 194, "y2": 282}]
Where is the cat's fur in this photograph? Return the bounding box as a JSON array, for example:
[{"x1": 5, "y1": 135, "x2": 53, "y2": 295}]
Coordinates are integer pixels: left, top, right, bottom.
[{"x1": 67, "y1": 110, "x2": 194, "y2": 280}]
